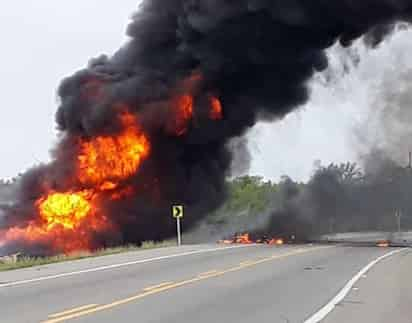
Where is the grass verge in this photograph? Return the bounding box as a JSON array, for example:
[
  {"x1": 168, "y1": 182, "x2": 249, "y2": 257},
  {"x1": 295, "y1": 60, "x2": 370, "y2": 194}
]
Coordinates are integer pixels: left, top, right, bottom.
[{"x1": 0, "y1": 240, "x2": 175, "y2": 272}]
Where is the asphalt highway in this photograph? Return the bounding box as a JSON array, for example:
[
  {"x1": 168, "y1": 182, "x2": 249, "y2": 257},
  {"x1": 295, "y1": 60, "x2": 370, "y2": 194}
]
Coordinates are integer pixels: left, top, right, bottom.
[{"x1": 0, "y1": 243, "x2": 409, "y2": 323}]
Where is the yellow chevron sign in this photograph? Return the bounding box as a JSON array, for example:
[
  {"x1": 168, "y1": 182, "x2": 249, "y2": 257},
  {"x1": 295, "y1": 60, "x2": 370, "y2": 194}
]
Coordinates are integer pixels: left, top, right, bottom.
[{"x1": 172, "y1": 205, "x2": 184, "y2": 219}]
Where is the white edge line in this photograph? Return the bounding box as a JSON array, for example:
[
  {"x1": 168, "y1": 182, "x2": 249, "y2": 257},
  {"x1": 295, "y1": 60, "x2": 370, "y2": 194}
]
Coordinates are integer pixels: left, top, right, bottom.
[
  {"x1": 0, "y1": 244, "x2": 256, "y2": 288},
  {"x1": 304, "y1": 248, "x2": 406, "y2": 323}
]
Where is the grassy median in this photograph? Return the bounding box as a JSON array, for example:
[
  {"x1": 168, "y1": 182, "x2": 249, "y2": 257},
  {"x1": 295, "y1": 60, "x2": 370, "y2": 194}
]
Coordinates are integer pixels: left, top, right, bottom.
[{"x1": 0, "y1": 240, "x2": 175, "y2": 272}]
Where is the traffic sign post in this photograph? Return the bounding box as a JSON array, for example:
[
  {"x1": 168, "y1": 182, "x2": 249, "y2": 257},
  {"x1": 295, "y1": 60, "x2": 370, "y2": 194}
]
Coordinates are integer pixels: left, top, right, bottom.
[
  {"x1": 176, "y1": 217, "x2": 181, "y2": 246},
  {"x1": 172, "y1": 205, "x2": 184, "y2": 246}
]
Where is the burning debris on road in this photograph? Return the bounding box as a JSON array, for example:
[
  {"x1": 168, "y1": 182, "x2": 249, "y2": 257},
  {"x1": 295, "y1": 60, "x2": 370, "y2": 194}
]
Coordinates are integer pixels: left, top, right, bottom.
[
  {"x1": 219, "y1": 233, "x2": 285, "y2": 245},
  {"x1": 1, "y1": 1, "x2": 412, "y2": 255}
]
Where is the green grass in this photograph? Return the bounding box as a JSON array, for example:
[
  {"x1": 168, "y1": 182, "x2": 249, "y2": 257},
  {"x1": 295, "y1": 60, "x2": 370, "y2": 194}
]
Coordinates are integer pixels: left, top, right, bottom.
[{"x1": 0, "y1": 240, "x2": 175, "y2": 272}]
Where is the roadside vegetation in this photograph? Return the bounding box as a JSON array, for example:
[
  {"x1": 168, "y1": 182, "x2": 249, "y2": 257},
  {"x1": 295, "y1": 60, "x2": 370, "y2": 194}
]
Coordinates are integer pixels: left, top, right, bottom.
[{"x1": 0, "y1": 240, "x2": 174, "y2": 272}]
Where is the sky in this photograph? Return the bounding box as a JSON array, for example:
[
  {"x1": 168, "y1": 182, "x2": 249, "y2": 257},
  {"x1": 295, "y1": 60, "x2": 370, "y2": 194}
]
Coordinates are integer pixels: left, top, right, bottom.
[
  {"x1": 0, "y1": 2, "x2": 411, "y2": 182},
  {"x1": 0, "y1": 1, "x2": 139, "y2": 179}
]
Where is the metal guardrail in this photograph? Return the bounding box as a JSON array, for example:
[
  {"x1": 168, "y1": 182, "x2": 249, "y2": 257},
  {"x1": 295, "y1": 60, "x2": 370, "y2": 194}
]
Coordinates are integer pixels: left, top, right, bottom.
[{"x1": 319, "y1": 231, "x2": 412, "y2": 247}]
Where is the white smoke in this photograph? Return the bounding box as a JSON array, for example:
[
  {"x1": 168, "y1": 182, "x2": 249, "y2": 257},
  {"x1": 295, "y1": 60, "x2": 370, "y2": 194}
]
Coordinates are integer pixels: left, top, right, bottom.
[{"x1": 249, "y1": 25, "x2": 412, "y2": 181}]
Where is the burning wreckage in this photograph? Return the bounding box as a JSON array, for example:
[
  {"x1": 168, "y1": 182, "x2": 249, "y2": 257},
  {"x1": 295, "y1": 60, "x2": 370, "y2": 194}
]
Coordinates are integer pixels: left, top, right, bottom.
[
  {"x1": 1, "y1": 1, "x2": 412, "y2": 255},
  {"x1": 219, "y1": 233, "x2": 285, "y2": 245}
]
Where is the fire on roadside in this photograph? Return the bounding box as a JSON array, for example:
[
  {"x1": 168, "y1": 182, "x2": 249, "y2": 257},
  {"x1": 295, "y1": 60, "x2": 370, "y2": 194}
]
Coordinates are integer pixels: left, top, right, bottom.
[
  {"x1": 0, "y1": 78, "x2": 226, "y2": 255},
  {"x1": 0, "y1": 110, "x2": 150, "y2": 254},
  {"x1": 376, "y1": 240, "x2": 390, "y2": 248},
  {"x1": 268, "y1": 238, "x2": 284, "y2": 245},
  {"x1": 219, "y1": 233, "x2": 286, "y2": 246}
]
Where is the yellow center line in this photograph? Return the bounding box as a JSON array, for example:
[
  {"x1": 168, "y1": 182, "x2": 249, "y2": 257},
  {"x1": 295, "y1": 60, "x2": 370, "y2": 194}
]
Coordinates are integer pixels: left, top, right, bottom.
[
  {"x1": 42, "y1": 246, "x2": 332, "y2": 323},
  {"x1": 48, "y1": 304, "x2": 99, "y2": 318},
  {"x1": 198, "y1": 270, "x2": 219, "y2": 276},
  {"x1": 236, "y1": 248, "x2": 307, "y2": 269},
  {"x1": 143, "y1": 281, "x2": 175, "y2": 292},
  {"x1": 239, "y1": 260, "x2": 256, "y2": 266},
  {"x1": 197, "y1": 270, "x2": 220, "y2": 278}
]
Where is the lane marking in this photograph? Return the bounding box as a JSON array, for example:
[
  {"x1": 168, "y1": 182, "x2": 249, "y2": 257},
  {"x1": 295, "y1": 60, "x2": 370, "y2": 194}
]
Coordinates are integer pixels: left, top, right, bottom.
[
  {"x1": 239, "y1": 260, "x2": 255, "y2": 266},
  {"x1": 143, "y1": 282, "x2": 175, "y2": 292},
  {"x1": 235, "y1": 248, "x2": 308, "y2": 270},
  {"x1": 48, "y1": 304, "x2": 99, "y2": 318},
  {"x1": 304, "y1": 248, "x2": 406, "y2": 323},
  {"x1": 42, "y1": 246, "x2": 332, "y2": 323},
  {"x1": 0, "y1": 244, "x2": 256, "y2": 289},
  {"x1": 197, "y1": 270, "x2": 220, "y2": 278}
]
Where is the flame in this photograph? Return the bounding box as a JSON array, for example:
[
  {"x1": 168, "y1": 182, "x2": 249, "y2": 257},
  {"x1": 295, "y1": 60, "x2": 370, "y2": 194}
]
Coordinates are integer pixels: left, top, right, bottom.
[
  {"x1": 36, "y1": 191, "x2": 93, "y2": 230},
  {"x1": 100, "y1": 181, "x2": 118, "y2": 191},
  {"x1": 2, "y1": 216, "x2": 110, "y2": 254},
  {"x1": 1, "y1": 110, "x2": 151, "y2": 254},
  {"x1": 268, "y1": 238, "x2": 284, "y2": 245},
  {"x1": 1, "y1": 190, "x2": 109, "y2": 254},
  {"x1": 177, "y1": 95, "x2": 194, "y2": 120},
  {"x1": 110, "y1": 186, "x2": 135, "y2": 200},
  {"x1": 0, "y1": 188, "x2": 113, "y2": 254},
  {"x1": 0, "y1": 189, "x2": 108, "y2": 253},
  {"x1": 209, "y1": 96, "x2": 223, "y2": 120},
  {"x1": 234, "y1": 233, "x2": 253, "y2": 244},
  {"x1": 78, "y1": 111, "x2": 150, "y2": 187},
  {"x1": 219, "y1": 233, "x2": 285, "y2": 246},
  {"x1": 218, "y1": 233, "x2": 253, "y2": 244},
  {"x1": 377, "y1": 240, "x2": 390, "y2": 247},
  {"x1": 168, "y1": 95, "x2": 194, "y2": 136}
]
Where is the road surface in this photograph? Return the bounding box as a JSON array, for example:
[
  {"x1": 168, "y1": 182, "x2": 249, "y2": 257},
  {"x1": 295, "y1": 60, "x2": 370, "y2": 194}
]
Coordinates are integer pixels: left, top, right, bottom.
[{"x1": 0, "y1": 243, "x2": 410, "y2": 323}]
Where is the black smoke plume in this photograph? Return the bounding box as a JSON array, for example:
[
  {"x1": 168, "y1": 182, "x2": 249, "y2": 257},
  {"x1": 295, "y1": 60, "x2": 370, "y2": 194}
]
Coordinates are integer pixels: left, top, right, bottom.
[
  {"x1": 263, "y1": 160, "x2": 412, "y2": 240},
  {"x1": 2, "y1": 1, "x2": 412, "y2": 254}
]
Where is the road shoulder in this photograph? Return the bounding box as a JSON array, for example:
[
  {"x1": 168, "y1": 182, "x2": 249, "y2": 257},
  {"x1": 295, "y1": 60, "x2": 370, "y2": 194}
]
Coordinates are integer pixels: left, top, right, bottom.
[{"x1": 323, "y1": 248, "x2": 412, "y2": 323}]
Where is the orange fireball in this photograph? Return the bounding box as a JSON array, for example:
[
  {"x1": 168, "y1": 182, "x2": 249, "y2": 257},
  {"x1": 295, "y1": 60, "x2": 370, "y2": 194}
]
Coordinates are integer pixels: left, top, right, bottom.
[
  {"x1": 78, "y1": 111, "x2": 150, "y2": 187},
  {"x1": 0, "y1": 109, "x2": 152, "y2": 254},
  {"x1": 36, "y1": 191, "x2": 93, "y2": 230}
]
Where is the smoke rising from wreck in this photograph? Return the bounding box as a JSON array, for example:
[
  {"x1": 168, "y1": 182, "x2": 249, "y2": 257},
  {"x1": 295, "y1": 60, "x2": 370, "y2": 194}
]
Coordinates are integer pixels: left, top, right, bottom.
[
  {"x1": 209, "y1": 29, "x2": 412, "y2": 243},
  {"x1": 1, "y1": 1, "x2": 412, "y2": 254}
]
